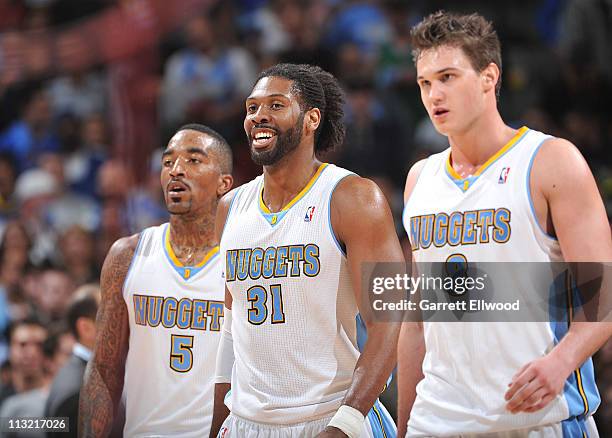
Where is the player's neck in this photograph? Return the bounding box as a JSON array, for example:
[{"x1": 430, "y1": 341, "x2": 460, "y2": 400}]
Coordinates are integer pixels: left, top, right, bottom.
[
  {"x1": 168, "y1": 214, "x2": 217, "y2": 252},
  {"x1": 447, "y1": 113, "x2": 516, "y2": 176},
  {"x1": 262, "y1": 147, "x2": 321, "y2": 213}
]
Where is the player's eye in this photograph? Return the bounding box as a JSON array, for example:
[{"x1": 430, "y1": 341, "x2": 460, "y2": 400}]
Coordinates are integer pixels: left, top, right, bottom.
[
  {"x1": 163, "y1": 159, "x2": 173, "y2": 167},
  {"x1": 189, "y1": 158, "x2": 201, "y2": 164},
  {"x1": 271, "y1": 102, "x2": 284, "y2": 110},
  {"x1": 247, "y1": 104, "x2": 257, "y2": 113}
]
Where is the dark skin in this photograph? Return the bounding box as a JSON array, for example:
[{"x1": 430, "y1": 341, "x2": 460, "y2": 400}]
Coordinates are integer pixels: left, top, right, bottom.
[
  {"x1": 79, "y1": 129, "x2": 232, "y2": 437},
  {"x1": 209, "y1": 76, "x2": 403, "y2": 437}
]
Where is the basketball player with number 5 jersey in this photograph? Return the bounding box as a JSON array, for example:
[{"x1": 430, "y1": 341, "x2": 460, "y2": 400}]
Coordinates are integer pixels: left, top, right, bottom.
[{"x1": 80, "y1": 124, "x2": 233, "y2": 437}]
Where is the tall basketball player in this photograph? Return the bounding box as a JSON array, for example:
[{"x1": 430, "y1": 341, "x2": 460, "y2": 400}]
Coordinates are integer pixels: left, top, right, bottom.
[
  {"x1": 211, "y1": 64, "x2": 402, "y2": 437},
  {"x1": 398, "y1": 11, "x2": 612, "y2": 438},
  {"x1": 79, "y1": 124, "x2": 233, "y2": 437}
]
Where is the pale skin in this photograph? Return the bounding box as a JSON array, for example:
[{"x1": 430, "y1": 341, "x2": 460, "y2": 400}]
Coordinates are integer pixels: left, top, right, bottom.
[
  {"x1": 79, "y1": 129, "x2": 232, "y2": 437},
  {"x1": 397, "y1": 44, "x2": 612, "y2": 436},
  {"x1": 209, "y1": 76, "x2": 403, "y2": 437}
]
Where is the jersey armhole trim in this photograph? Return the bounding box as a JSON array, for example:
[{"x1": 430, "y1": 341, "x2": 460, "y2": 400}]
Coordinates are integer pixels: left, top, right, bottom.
[
  {"x1": 327, "y1": 173, "x2": 355, "y2": 258},
  {"x1": 402, "y1": 157, "x2": 430, "y2": 236},
  {"x1": 122, "y1": 231, "x2": 145, "y2": 299},
  {"x1": 222, "y1": 187, "x2": 241, "y2": 238},
  {"x1": 526, "y1": 138, "x2": 558, "y2": 241}
]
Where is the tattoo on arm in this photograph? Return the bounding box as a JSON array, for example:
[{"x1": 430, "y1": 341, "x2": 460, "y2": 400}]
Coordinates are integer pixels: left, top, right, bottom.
[{"x1": 79, "y1": 236, "x2": 137, "y2": 437}]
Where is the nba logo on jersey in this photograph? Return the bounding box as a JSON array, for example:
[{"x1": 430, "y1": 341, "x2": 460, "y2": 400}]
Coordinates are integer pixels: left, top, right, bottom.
[
  {"x1": 498, "y1": 167, "x2": 510, "y2": 184},
  {"x1": 304, "y1": 206, "x2": 316, "y2": 222}
]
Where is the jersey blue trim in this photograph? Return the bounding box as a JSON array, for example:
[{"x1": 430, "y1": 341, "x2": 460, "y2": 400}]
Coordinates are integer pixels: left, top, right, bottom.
[
  {"x1": 526, "y1": 138, "x2": 558, "y2": 240},
  {"x1": 366, "y1": 399, "x2": 396, "y2": 438},
  {"x1": 327, "y1": 174, "x2": 354, "y2": 257},
  {"x1": 553, "y1": 271, "x2": 601, "y2": 420},
  {"x1": 444, "y1": 127, "x2": 529, "y2": 192},
  {"x1": 258, "y1": 163, "x2": 330, "y2": 227},
  {"x1": 121, "y1": 231, "x2": 145, "y2": 297},
  {"x1": 562, "y1": 416, "x2": 589, "y2": 438}
]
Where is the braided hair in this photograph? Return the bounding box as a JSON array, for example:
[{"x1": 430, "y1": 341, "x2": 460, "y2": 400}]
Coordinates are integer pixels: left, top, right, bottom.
[{"x1": 255, "y1": 63, "x2": 346, "y2": 154}]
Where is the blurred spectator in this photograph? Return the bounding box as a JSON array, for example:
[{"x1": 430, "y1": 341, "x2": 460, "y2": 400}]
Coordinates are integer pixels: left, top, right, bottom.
[
  {"x1": 39, "y1": 152, "x2": 100, "y2": 234},
  {"x1": 96, "y1": 157, "x2": 166, "y2": 237},
  {"x1": 0, "y1": 220, "x2": 33, "y2": 296},
  {"x1": 0, "y1": 317, "x2": 48, "y2": 406},
  {"x1": 14, "y1": 168, "x2": 59, "y2": 264},
  {"x1": 159, "y1": 12, "x2": 257, "y2": 140},
  {"x1": 323, "y1": 0, "x2": 393, "y2": 58},
  {"x1": 0, "y1": 153, "x2": 18, "y2": 222},
  {"x1": 332, "y1": 75, "x2": 411, "y2": 188},
  {"x1": 47, "y1": 68, "x2": 107, "y2": 118},
  {"x1": 57, "y1": 225, "x2": 99, "y2": 285},
  {"x1": 0, "y1": 318, "x2": 62, "y2": 438},
  {"x1": 0, "y1": 87, "x2": 59, "y2": 172},
  {"x1": 42, "y1": 321, "x2": 74, "y2": 381},
  {"x1": 45, "y1": 284, "x2": 99, "y2": 438},
  {"x1": 64, "y1": 113, "x2": 108, "y2": 199},
  {"x1": 33, "y1": 268, "x2": 75, "y2": 324},
  {"x1": 557, "y1": 0, "x2": 612, "y2": 83}
]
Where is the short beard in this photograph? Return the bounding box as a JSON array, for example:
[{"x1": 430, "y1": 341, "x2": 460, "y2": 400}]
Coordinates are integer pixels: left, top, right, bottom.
[{"x1": 250, "y1": 113, "x2": 304, "y2": 166}]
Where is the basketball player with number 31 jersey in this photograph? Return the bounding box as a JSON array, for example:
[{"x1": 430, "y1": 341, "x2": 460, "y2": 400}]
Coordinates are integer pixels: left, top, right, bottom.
[
  {"x1": 397, "y1": 11, "x2": 612, "y2": 438},
  {"x1": 211, "y1": 64, "x2": 402, "y2": 438}
]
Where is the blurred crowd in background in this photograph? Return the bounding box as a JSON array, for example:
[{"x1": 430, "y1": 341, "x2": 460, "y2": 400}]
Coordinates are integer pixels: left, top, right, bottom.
[{"x1": 0, "y1": 0, "x2": 611, "y2": 434}]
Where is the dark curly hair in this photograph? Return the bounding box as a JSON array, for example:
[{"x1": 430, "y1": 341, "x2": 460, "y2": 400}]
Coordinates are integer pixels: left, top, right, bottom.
[
  {"x1": 411, "y1": 11, "x2": 502, "y2": 96},
  {"x1": 255, "y1": 63, "x2": 346, "y2": 154}
]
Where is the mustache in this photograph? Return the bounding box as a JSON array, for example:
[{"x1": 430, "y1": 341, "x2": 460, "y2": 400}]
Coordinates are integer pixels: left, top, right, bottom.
[{"x1": 252, "y1": 124, "x2": 279, "y2": 135}]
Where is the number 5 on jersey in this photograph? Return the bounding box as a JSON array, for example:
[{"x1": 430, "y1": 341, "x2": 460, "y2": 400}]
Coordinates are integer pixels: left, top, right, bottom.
[
  {"x1": 247, "y1": 284, "x2": 285, "y2": 324},
  {"x1": 170, "y1": 334, "x2": 194, "y2": 372}
]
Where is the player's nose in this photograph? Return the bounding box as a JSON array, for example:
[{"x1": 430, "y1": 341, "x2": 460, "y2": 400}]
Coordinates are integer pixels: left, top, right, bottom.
[
  {"x1": 169, "y1": 158, "x2": 185, "y2": 177},
  {"x1": 248, "y1": 105, "x2": 270, "y2": 125},
  {"x1": 428, "y1": 81, "x2": 444, "y2": 102}
]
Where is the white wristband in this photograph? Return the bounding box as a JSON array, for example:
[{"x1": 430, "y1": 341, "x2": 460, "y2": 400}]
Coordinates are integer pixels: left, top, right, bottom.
[{"x1": 327, "y1": 405, "x2": 365, "y2": 438}]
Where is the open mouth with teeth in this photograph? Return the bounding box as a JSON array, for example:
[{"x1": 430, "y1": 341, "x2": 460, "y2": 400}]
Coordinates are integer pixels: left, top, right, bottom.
[{"x1": 252, "y1": 129, "x2": 277, "y2": 148}]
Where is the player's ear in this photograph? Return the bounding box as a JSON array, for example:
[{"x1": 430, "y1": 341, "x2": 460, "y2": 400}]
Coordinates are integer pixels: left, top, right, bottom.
[
  {"x1": 217, "y1": 174, "x2": 233, "y2": 197},
  {"x1": 305, "y1": 108, "x2": 321, "y2": 134},
  {"x1": 481, "y1": 62, "x2": 499, "y2": 93}
]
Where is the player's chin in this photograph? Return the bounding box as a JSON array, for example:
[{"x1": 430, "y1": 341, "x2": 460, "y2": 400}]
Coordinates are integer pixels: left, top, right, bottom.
[{"x1": 166, "y1": 202, "x2": 191, "y2": 215}]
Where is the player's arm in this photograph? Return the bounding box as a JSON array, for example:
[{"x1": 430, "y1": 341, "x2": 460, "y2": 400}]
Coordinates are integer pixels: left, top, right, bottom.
[
  {"x1": 505, "y1": 138, "x2": 612, "y2": 413},
  {"x1": 319, "y1": 176, "x2": 404, "y2": 437},
  {"x1": 79, "y1": 235, "x2": 138, "y2": 437},
  {"x1": 396, "y1": 160, "x2": 427, "y2": 438},
  {"x1": 209, "y1": 190, "x2": 237, "y2": 438}
]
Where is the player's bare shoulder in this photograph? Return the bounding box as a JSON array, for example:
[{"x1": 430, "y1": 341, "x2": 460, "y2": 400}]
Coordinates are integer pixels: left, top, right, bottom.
[
  {"x1": 530, "y1": 137, "x2": 594, "y2": 198},
  {"x1": 330, "y1": 175, "x2": 394, "y2": 241},
  {"x1": 332, "y1": 175, "x2": 389, "y2": 216},
  {"x1": 100, "y1": 233, "x2": 141, "y2": 295}
]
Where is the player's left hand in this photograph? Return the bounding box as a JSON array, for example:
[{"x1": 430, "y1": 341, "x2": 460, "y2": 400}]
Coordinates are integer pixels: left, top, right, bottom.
[
  {"x1": 315, "y1": 426, "x2": 349, "y2": 437},
  {"x1": 504, "y1": 352, "x2": 573, "y2": 413}
]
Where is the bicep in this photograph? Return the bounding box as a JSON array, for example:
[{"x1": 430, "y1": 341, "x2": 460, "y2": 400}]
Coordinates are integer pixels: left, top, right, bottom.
[
  {"x1": 92, "y1": 240, "x2": 134, "y2": 374},
  {"x1": 332, "y1": 178, "x2": 405, "y2": 315}
]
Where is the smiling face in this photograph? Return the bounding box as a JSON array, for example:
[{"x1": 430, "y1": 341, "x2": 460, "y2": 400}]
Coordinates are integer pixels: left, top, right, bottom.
[
  {"x1": 244, "y1": 76, "x2": 307, "y2": 166},
  {"x1": 160, "y1": 130, "x2": 224, "y2": 216},
  {"x1": 416, "y1": 45, "x2": 494, "y2": 136}
]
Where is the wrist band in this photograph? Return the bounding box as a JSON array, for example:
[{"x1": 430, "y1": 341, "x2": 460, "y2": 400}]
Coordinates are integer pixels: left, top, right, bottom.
[{"x1": 328, "y1": 405, "x2": 365, "y2": 438}]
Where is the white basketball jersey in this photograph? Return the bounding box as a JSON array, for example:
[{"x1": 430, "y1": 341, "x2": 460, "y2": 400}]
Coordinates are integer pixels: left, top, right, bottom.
[
  {"x1": 122, "y1": 223, "x2": 225, "y2": 437},
  {"x1": 403, "y1": 127, "x2": 599, "y2": 435},
  {"x1": 220, "y1": 163, "x2": 359, "y2": 424}
]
